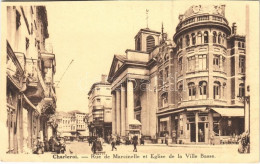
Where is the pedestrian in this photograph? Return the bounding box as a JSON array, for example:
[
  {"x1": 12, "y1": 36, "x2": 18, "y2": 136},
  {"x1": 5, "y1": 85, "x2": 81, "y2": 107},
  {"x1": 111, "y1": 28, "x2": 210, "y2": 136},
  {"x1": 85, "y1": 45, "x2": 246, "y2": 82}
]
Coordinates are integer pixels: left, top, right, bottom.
[
  {"x1": 92, "y1": 138, "x2": 97, "y2": 154},
  {"x1": 111, "y1": 137, "x2": 117, "y2": 151},
  {"x1": 49, "y1": 136, "x2": 54, "y2": 152},
  {"x1": 165, "y1": 133, "x2": 169, "y2": 146},
  {"x1": 209, "y1": 131, "x2": 215, "y2": 145},
  {"x1": 133, "y1": 135, "x2": 138, "y2": 152},
  {"x1": 44, "y1": 137, "x2": 49, "y2": 152},
  {"x1": 88, "y1": 137, "x2": 93, "y2": 146}
]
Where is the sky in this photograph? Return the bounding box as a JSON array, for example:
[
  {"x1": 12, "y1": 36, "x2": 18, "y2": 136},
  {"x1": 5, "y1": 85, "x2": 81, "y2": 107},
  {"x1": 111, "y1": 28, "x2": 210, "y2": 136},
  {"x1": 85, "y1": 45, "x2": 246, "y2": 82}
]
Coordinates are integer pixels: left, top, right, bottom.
[{"x1": 46, "y1": 1, "x2": 248, "y2": 113}]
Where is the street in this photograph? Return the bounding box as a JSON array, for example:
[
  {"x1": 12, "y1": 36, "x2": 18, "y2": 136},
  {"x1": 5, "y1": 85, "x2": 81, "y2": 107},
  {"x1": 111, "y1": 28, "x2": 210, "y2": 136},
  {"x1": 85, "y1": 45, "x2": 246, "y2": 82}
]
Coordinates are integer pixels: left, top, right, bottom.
[{"x1": 64, "y1": 141, "x2": 239, "y2": 155}]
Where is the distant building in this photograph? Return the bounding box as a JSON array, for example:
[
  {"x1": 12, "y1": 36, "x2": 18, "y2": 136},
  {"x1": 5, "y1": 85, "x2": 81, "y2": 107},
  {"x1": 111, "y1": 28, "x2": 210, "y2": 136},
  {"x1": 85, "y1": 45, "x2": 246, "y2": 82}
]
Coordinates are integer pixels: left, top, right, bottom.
[
  {"x1": 55, "y1": 111, "x2": 89, "y2": 138},
  {"x1": 88, "y1": 75, "x2": 112, "y2": 139}
]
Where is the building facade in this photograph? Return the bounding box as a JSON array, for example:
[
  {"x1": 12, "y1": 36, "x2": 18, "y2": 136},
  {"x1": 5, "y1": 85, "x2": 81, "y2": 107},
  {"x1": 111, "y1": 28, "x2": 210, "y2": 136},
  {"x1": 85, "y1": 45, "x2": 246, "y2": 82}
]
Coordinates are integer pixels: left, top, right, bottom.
[
  {"x1": 108, "y1": 5, "x2": 245, "y2": 144},
  {"x1": 88, "y1": 75, "x2": 112, "y2": 139},
  {"x1": 6, "y1": 6, "x2": 57, "y2": 153}
]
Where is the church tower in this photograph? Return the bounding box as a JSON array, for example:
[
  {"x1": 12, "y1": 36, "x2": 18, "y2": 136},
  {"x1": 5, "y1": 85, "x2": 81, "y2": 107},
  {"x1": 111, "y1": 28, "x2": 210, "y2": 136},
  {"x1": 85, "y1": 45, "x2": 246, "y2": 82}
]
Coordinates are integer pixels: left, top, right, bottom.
[{"x1": 134, "y1": 28, "x2": 160, "y2": 53}]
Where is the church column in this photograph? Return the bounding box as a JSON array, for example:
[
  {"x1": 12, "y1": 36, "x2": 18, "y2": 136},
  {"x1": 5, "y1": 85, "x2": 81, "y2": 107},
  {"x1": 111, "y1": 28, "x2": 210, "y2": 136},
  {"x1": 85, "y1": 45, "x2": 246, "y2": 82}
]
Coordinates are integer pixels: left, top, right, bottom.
[
  {"x1": 116, "y1": 89, "x2": 121, "y2": 135},
  {"x1": 121, "y1": 84, "x2": 126, "y2": 136},
  {"x1": 111, "y1": 92, "x2": 116, "y2": 135},
  {"x1": 127, "y1": 79, "x2": 135, "y2": 129}
]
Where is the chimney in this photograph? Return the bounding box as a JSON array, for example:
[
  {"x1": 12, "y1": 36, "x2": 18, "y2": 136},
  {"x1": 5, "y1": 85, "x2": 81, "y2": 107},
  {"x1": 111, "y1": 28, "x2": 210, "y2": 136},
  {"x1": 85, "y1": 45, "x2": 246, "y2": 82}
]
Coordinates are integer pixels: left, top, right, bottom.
[
  {"x1": 101, "y1": 74, "x2": 107, "y2": 83},
  {"x1": 232, "y1": 22, "x2": 237, "y2": 35}
]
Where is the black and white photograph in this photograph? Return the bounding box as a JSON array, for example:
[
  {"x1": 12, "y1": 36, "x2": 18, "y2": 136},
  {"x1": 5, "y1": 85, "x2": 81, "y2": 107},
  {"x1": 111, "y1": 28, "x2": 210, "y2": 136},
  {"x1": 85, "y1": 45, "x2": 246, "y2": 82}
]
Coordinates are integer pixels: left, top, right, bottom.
[{"x1": 0, "y1": 1, "x2": 259, "y2": 163}]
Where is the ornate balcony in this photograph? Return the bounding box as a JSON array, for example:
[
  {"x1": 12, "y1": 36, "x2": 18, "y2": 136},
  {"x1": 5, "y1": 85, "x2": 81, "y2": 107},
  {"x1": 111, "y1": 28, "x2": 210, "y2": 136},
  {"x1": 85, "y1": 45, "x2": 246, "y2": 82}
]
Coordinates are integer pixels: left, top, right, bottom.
[{"x1": 6, "y1": 41, "x2": 24, "y2": 90}]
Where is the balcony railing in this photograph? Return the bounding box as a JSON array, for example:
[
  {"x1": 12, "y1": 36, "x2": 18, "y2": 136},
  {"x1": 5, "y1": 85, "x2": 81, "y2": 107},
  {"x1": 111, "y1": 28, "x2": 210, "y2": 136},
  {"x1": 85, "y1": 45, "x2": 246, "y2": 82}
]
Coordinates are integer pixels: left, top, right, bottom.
[{"x1": 176, "y1": 15, "x2": 229, "y2": 31}]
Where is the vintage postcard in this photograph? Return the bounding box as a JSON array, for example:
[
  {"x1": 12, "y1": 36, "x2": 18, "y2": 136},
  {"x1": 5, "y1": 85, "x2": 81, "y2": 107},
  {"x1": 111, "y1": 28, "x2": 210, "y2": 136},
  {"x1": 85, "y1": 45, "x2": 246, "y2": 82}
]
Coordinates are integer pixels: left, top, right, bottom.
[{"x1": 0, "y1": 0, "x2": 259, "y2": 163}]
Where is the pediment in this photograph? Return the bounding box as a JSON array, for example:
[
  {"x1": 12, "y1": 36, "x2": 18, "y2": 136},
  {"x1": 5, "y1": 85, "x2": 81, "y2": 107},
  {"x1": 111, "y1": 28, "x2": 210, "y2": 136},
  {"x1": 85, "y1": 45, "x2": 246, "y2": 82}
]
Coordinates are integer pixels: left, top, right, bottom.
[{"x1": 108, "y1": 55, "x2": 126, "y2": 82}]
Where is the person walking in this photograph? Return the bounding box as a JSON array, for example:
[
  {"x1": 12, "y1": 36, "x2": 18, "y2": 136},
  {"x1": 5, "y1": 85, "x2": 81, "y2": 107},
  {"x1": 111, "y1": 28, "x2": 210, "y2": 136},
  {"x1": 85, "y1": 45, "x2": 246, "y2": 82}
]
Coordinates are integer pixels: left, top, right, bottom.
[
  {"x1": 111, "y1": 137, "x2": 117, "y2": 151},
  {"x1": 133, "y1": 135, "x2": 138, "y2": 152},
  {"x1": 92, "y1": 138, "x2": 97, "y2": 154},
  {"x1": 209, "y1": 131, "x2": 215, "y2": 145}
]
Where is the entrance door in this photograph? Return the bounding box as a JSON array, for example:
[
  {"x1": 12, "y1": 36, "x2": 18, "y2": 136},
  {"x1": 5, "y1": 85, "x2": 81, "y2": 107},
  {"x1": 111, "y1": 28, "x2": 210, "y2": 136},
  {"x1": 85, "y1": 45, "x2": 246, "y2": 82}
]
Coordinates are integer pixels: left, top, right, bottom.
[
  {"x1": 190, "y1": 123, "x2": 196, "y2": 142},
  {"x1": 198, "y1": 123, "x2": 205, "y2": 142}
]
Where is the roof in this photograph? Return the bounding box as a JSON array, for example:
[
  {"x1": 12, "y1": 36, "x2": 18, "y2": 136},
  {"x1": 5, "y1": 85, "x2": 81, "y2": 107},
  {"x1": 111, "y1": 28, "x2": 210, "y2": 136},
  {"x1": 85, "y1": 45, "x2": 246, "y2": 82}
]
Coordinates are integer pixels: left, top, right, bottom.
[
  {"x1": 88, "y1": 81, "x2": 111, "y2": 95},
  {"x1": 210, "y1": 108, "x2": 244, "y2": 117},
  {"x1": 115, "y1": 54, "x2": 126, "y2": 62}
]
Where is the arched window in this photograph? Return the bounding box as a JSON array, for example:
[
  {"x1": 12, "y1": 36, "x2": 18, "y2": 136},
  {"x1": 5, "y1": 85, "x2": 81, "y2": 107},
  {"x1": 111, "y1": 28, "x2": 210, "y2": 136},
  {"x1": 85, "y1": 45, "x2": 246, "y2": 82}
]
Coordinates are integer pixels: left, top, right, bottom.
[
  {"x1": 191, "y1": 33, "x2": 196, "y2": 45},
  {"x1": 180, "y1": 37, "x2": 183, "y2": 49},
  {"x1": 213, "y1": 81, "x2": 221, "y2": 99},
  {"x1": 238, "y1": 42, "x2": 241, "y2": 48},
  {"x1": 137, "y1": 38, "x2": 141, "y2": 51},
  {"x1": 213, "y1": 31, "x2": 217, "y2": 43},
  {"x1": 161, "y1": 92, "x2": 168, "y2": 107},
  {"x1": 204, "y1": 31, "x2": 208, "y2": 43},
  {"x1": 186, "y1": 35, "x2": 190, "y2": 46},
  {"x1": 164, "y1": 53, "x2": 169, "y2": 61},
  {"x1": 178, "y1": 84, "x2": 183, "y2": 102},
  {"x1": 188, "y1": 82, "x2": 196, "y2": 100},
  {"x1": 146, "y1": 35, "x2": 155, "y2": 52},
  {"x1": 199, "y1": 81, "x2": 207, "y2": 99},
  {"x1": 197, "y1": 31, "x2": 202, "y2": 44},
  {"x1": 222, "y1": 34, "x2": 226, "y2": 45},
  {"x1": 239, "y1": 83, "x2": 245, "y2": 98},
  {"x1": 218, "y1": 32, "x2": 222, "y2": 44}
]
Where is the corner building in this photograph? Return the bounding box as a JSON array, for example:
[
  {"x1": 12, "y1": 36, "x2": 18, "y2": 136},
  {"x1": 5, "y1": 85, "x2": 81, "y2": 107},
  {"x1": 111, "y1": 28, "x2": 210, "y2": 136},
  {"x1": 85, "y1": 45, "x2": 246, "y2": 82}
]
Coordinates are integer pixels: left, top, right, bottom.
[{"x1": 165, "y1": 5, "x2": 245, "y2": 144}]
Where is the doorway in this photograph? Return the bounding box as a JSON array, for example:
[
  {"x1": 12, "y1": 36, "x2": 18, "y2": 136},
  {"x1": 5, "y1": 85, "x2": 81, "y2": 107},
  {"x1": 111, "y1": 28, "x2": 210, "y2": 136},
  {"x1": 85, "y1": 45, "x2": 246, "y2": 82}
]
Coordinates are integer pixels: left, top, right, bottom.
[
  {"x1": 190, "y1": 123, "x2": 196, "y2": 142},
  {"x1": 198, "y1": 123, "x2": 205, "y2": 142}
]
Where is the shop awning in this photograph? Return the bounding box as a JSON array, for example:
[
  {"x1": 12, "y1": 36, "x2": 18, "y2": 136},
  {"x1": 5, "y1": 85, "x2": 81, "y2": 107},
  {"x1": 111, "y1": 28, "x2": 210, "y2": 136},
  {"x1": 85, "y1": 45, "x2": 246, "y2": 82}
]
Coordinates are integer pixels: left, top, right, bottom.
[
  {"x1": 210, "y1": 108, "x2": 244, "y2": 117},
  {"x1": 79, "y1": 131, "x2": 89, "y2": 136},
  {"x1": 61, "y1": 132, "x2": 72, "y2": 137},
  {"x1": 129, "y1": 119, "x2": 141, "y2": 125}
]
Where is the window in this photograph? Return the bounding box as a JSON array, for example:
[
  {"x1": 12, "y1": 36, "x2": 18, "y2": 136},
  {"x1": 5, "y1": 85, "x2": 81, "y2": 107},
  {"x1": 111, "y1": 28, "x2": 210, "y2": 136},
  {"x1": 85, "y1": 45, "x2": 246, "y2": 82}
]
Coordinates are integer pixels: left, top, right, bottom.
[
  {"x1": 239, "y1": 83, "x2": 245, "y2": 97},
  {"x1": 242, "y1": 42, "x2": 245, "y2": 48},
  {"x1": 204, "y1": 31, "x2": 208, "y2": 43},
  {"x1": 213, "y1": 55, "x2": 220, "y2": 67},
  {"x1": 178, "y1": 57, "x2": 183, "y2": 72},
  {"x1": 222, "y1": 57, "x2": 226, "y2": 72},
  {"x1": 179, "y1": 38, "x2": 183, "y2": 49},
  {"x1": 146, "y1": 35, "x2": 155, "y2": 52},
  {"x1": 213, "y1": 31, "x2": 217, "y2": 43},
  {"x1": 239, "y1": 56, "x2": 245, "y2": 73},
  {"x1": 186, "y1": 35, "x2": 190, "y2": 46},
  {"x1": 218, "y1": 32, "x2": 222, "y2": 44},
  {"x1": 222, "y1": 34, "x2": 226, "y2": 45},
  {"x1": 136, "y1": 114, "x2": 141, "y2": 122},
  {"x1": 238, "y1": 42, "x2": 241, "y2": 48},
  {"x1": 164, "y1": 53, "x2": 169, "y2": 61},
  {"x1": 199, "y1": 81, "x2": 207, "y2": 99},
  {"x1": 191, "y1": 33, "x2": 196, "y2": 45},
  {"x1": 213, "y1": 81, "x2": 221, "y2": 99},
  {"x1": 188, "y1": 56, "x2": 195, "y2": 72},
  {"x1": 197, "y1": 31, "x2": 202, "y2": 44},
  {"x1": 188, "y1": 82, "x2": 196, "y2": 100},
  {"x1": 96, "y1": 98, "x2": 101, "y2": 102},
  {"x1": 198, "y1": 55, "x2": 207, "y2": 70},
  {"x1": 178, "y1": 84, "x2": 183, "y2": 102},
  {"x1": 137, "y1": 38, "x2": 141, "y2": 51},
  {"x1": 161, "y1": 92, "x2": 168, "y2": 107}
]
